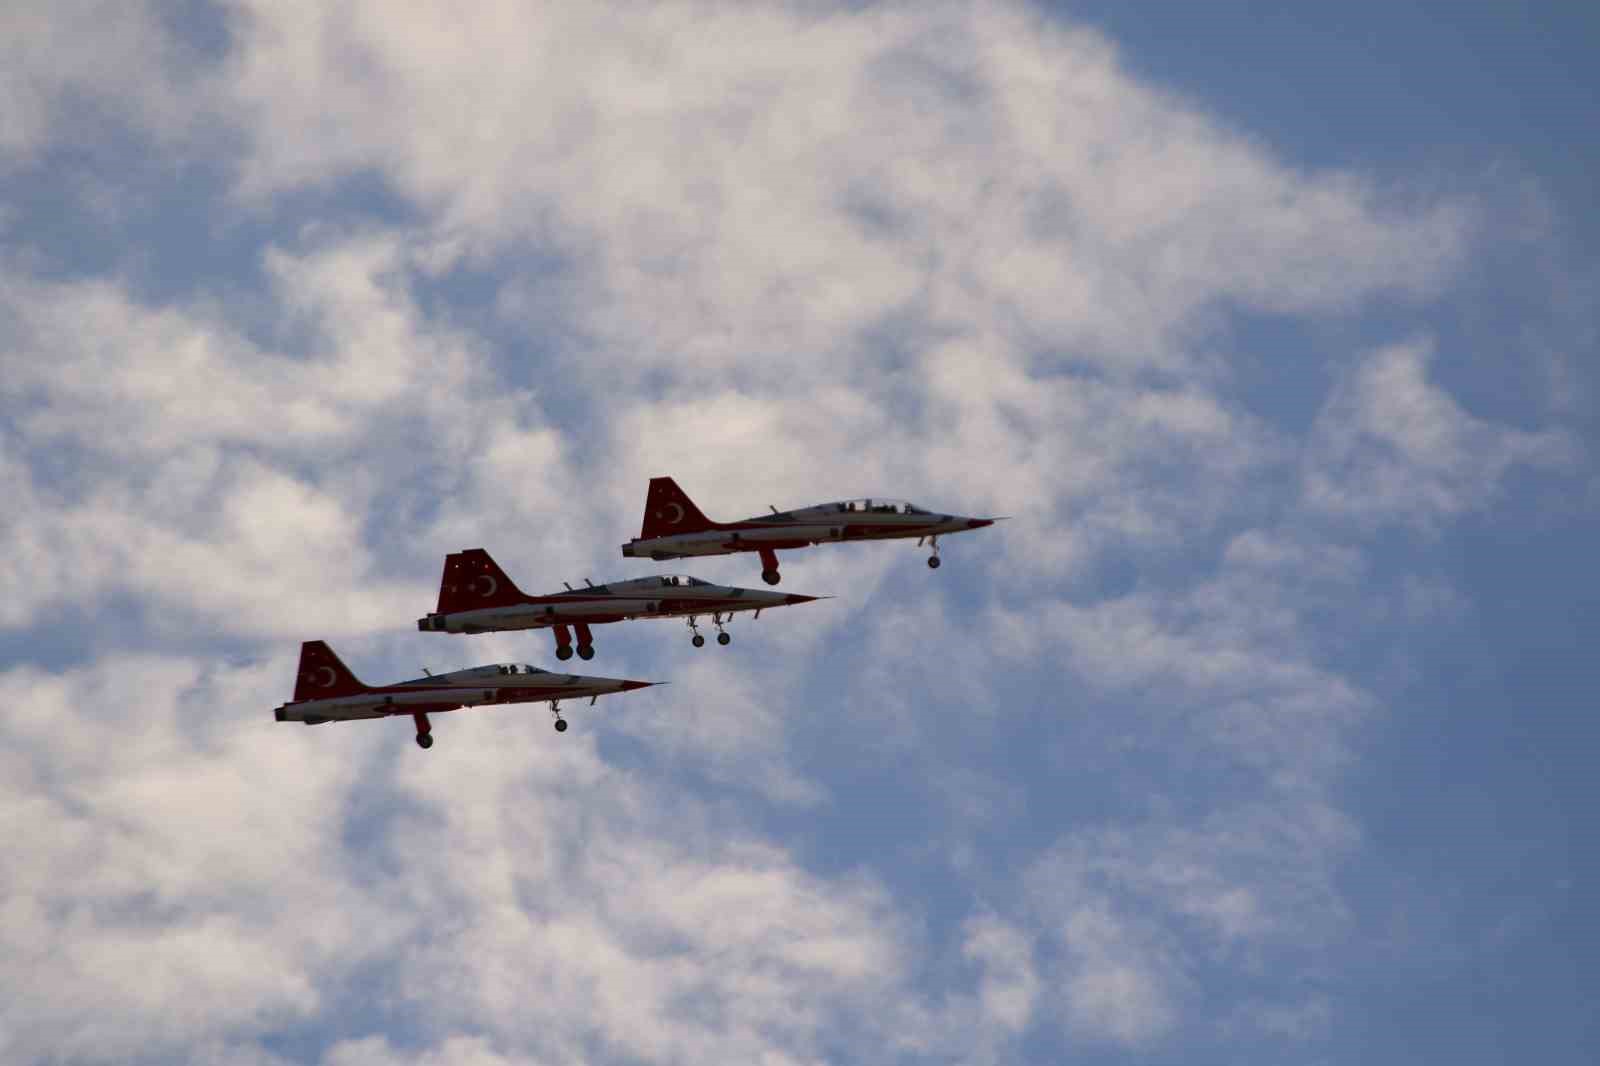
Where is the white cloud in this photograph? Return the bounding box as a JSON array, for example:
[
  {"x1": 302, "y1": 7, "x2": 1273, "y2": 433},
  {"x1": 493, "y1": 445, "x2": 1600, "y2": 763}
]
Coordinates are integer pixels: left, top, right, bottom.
[
  {"x1": 1302, "y1": 338, "x2": 1575, "y2": 530},
  {"x1": 0, "y1": 654, "x2": 400, "y2": 1064},
  {"x1": 0, "y1": 651, "x2": 930, "y2": 1065},
  {"x1": 0, "y1": 234, "x2": 585, "y2": 638},
  {"x1": 214, "y1": 0, "x2": 1469, "y2": 389},
  {"x1": 963, "y1": 914, "x2": 1039, "y2": 1033},
  {"x1": 1052, "y1": 903, "x2": 1182, "y2": 1046},
  {"x1": 321, "y1": 1037, "x2": 524, "y2": 1066},
  {"x1": 5, "y1": 1, "x2": 1588, "y2": 1062},
  {"x1": 0, "y1": 2, "x2": 208, "y2": 163}
]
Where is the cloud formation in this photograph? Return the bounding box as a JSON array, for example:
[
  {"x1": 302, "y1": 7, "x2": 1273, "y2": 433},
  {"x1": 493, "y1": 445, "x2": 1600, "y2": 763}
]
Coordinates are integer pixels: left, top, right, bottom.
[{"x1": 2, "y1": 2, "x2": 1587, "y2": 1064}]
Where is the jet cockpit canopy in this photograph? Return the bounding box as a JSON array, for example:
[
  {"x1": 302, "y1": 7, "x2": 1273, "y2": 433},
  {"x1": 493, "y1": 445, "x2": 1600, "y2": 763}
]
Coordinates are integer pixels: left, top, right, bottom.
[
  {"x1": 832, "y1": 498, "x2": 930, "y2": 515},
  {"x1": 653, "y1": 574, "x2": 709, "y2": 587},
  {"x1": 495, "y1": 663, "x2": 548, "y2": 675}
]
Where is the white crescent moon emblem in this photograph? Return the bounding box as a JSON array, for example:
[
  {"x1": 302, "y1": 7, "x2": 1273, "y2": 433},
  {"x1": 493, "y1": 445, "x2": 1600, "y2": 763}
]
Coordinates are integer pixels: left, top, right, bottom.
[
  {"x1": 664, "y1": 502, "x2": 685, "y2": 524},
  {"x1": 476, "y1": 574, "x2": 499, "y2": 597},
  {"x1": 315, "y1": 666, "x2": 337, "y2": 688}
]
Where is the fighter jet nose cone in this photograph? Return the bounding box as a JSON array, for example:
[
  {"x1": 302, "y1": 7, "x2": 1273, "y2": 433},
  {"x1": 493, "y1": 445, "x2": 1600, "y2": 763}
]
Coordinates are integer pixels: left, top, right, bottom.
[
  {"x1": 968, "y1": 518, "x2": 994, "y2": 529},
  {"x1": 620, "y1": 680, "x2": 656, "y2": 691}
]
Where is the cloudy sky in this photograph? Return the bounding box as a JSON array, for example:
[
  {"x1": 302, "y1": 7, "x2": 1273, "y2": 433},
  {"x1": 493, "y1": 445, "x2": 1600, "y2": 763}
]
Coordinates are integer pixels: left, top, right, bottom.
[{"x1": 3, "y1": 2, "x2": 1595, "y2": 1063}]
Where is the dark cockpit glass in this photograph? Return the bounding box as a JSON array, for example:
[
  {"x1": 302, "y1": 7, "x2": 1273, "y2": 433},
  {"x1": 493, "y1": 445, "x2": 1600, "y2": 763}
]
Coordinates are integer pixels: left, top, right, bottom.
[{"x1": 836, "y1": 498, "x2": 924, "y2": 515}]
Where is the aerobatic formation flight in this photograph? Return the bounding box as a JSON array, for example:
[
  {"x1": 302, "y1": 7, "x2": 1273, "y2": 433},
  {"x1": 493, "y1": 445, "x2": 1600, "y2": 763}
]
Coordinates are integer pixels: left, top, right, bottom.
[
  {"x1": 621, "y1": 476, "x2": 1003, "y2": 584},
  {"x1": 417, "y1": 548, "x2": 826, "y2": 657},
  {"x1": 274, "y1": 640, "x2": 659, "y2": 747},
  {"x1": 274, "y1": 477, "x2": 1000, "y2": 750}
]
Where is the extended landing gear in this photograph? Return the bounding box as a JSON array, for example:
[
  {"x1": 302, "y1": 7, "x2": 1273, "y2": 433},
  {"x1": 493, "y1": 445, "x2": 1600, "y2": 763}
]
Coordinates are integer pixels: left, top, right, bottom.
[
  {"x1": 923, "y1": 534, "x2": 942, "y2": 569},
  {"x1": 553, "y1": 623, "x2": 595, "y2": 661},
  {"x1": 549, "y1": 700, "x2": 567, "y2": 733},
  {"x1": 762, "y1": 570, "x2": 781, "y2": 585},
  {"x1": 927, "y1": 555, "x2": 941, "y2": 569},
  {"x1": 759, "y1": 547, "x2": 781, "y2": 585},
  {"x1": 689, "y1": 614, "x2": 732, "y2": 648},
  {"x1": 413, "y1": 712, "x2": 433, "y2": 750}
]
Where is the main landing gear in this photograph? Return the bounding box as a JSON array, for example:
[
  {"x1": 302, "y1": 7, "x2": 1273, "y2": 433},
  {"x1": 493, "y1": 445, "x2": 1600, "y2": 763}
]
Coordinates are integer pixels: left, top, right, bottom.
[
  {"x1": 414, "y1": 712, "x2": 434, "y2": 749},
  {"x1": 553, "y1": 623, "x2": 596, "y2": 662},
  {"x1": 549, "y1": 700, "x2": 568, "y2": 733},
  {"x1": 759, "y1": 547, "x2": 781, "y2": 585},
  {"x1": 687, "y1": 614, "x2": 733, "y2": 648}
]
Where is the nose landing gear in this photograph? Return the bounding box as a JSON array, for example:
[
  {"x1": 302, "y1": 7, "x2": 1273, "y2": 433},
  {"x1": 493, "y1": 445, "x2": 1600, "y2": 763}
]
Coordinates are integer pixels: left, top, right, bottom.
[
  {"x1": 549, "y1": 700, "x2": 567, "y2": 733},
  {"x1": 923, "y1": 534, "x2": 942, "y2": 569},
  {"x1": 413, "y1": 712, "x2": 434, "y2": 749},
  {"x1": 759, "y1": 547, "x2": 781, "y2": 585}
]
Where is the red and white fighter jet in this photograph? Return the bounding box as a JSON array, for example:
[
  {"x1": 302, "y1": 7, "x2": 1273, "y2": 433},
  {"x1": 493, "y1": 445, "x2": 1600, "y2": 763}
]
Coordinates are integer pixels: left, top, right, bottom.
[
  {"x1": 621, "y1": 476, "x2": 1002, "y2": 584},
  {"x1": 417, "y1": 548, "x2": 823, "y2": 657},
  {"x1": 273, "y1": 640, "x2": 658, "y2": 748}
]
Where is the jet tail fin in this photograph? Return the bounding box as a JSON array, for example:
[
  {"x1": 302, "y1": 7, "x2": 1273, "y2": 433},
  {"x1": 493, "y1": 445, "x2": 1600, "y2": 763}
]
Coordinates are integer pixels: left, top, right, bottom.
[
  {"x1": 639, "y1": 476, "x2": 717, "y2": 539},
  {"x1": 436, "y1": 548, "x2": 527, "y2": 613},
  {"x1": 293, "y1": 641, "x2": 370, "y2": 701}
]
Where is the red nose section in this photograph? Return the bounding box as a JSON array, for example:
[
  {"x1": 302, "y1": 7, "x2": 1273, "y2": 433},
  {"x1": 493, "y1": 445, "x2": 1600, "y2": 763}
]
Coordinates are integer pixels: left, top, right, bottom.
[
  {"x1": 783, "y1": 594, "x2": 820, "y2": 605},
  {"x1": 620, "y1": 680, "x2": 657, "y2": 691},
  {"x1": 967, "y1": 518, "x2": 994, "y2": 529}
]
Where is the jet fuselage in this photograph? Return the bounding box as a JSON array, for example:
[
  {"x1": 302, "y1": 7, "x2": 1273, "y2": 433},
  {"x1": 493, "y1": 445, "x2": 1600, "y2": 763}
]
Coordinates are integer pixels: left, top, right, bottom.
[
  {"x1": 275, "y1": 662, "x2": 653, "y2": 724},
  {"x1": 418, "y1": 575, "x2": 815, "y2": 634},
  {"x1": 622, "y1": 504, "x2": 993, "y2": 561},
  {"x1": 620, "y1": 482, "x2": 998, "y2": 584}
]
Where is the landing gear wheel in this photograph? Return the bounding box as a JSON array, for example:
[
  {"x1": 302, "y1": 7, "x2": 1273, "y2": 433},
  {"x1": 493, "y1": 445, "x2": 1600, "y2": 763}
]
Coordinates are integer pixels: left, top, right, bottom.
[
  {"x1": 553, "y1": 718, "x2": 568, "y2": 733},
  {"x1": 692, "y1": 634, "x2": 706, "y2": 648},
  {"x1": 927, "y1": 555, "x2": 942, "y2": 569},
  {"x1": 762, "y1": 569, "x2": 781, "y2": 585},
  {"x1": 717, "y1": 631, "x2": 731, "y2": 646},
  {"x1": 556, "y1": 644, "x2": 574, "y2": 661},
  {"x1": 416, "y1": 733, "x2": 434, "y2": 749},
  {"x1": 576, "y1": 644, "x2": 595, "y2": 661}
]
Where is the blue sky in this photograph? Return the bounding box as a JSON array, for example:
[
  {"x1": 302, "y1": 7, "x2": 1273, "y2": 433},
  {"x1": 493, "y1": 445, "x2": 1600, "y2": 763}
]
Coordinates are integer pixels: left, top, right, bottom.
[{"x1": 2, "y1": 3, "x2": 1595, "y2": 1064}]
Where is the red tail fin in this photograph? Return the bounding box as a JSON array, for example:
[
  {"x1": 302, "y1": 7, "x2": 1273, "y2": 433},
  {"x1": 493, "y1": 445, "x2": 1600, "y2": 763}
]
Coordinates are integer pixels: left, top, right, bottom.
[
  {"x1": 293, "y1": 641, "x2": 369, "y2": 701},
  {"x1": 640, "y1": 476, "x2": 717, "y2": 539},
  {"x1": 435, "y1": 548, "x2": 528, "y2": 613}
]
